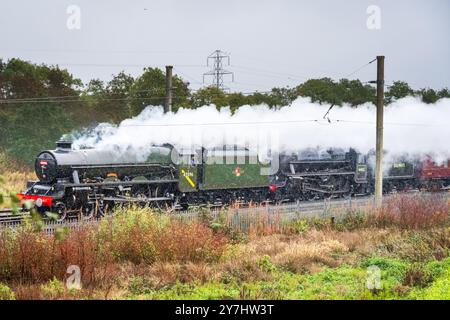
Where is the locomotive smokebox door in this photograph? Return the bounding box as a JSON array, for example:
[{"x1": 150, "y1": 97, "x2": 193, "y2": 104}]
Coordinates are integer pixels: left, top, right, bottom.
[{"x1": 177, "y1": 149, "x2": 201, "y2": 192}]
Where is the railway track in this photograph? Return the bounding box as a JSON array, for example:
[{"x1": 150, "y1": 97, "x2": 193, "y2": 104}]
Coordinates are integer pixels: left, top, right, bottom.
[{"x1": 0, "y1": 208, "x2": 30, "y2": 225}]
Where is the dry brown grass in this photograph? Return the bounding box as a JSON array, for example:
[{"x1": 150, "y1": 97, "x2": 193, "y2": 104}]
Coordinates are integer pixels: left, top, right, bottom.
[
  {"x1": 129, "y1": 261, "x2": 221, "y2": 290},
  {"x1": 0, "y1": 152, "x2": 36, "y2": 208},
  {"x1": 86, "y1": 228, "x2": 394, "y2": 292},
  {"x1": 367, "y1": 194, "x2": 450, "y2": 229},
  {"x1": 236, "y1": 229, "x2": 391, "y2": 274},
  {"x1": 116, "y1": 226, "x2": 447, "y2": 291}
]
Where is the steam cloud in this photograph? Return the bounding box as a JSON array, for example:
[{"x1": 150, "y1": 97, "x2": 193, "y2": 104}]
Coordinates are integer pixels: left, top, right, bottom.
[{"x1": 69, "y1": 96, "x2": 449, "y2": 162}]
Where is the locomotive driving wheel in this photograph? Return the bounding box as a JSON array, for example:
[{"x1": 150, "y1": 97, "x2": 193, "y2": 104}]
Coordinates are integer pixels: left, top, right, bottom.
[
  {"x1": 80, "y1": 204, "x2": 94, "y2": 220},
  {"x1": 152, "y1": 185, "x2": 172, "y2": 210},
  {"x1": 80, "y1": 200, "x2": 104, "y2": 220},
  {"x1": 53, "y1": 202, "x2": 67, "y2": 222}
]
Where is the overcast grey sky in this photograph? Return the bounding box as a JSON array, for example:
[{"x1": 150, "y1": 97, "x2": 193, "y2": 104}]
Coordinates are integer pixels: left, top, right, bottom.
[{"x1": 1, "y1": 0, "x2": 449, "y2": 92}]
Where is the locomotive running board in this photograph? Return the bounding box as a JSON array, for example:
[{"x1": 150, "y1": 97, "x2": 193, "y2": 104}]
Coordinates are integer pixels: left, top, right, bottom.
[
  {"x1": 62, "y1": 179, "x2": 178, "y2": 188},
  {"x1": 289, "y1": 160, "x2": 350, "y2": 164},
  {"x1": 288, "y1": 172, "x2": 355, "y2": 177},
  {"x1": 71, "y1": 164, "x2": 173, "y2": 169},
  {"x1": 384, "y1": 175, "x2": 415, "y2": 180},
  {"x1": 102, "y1": 196, "x2": 172, "y2": 203},
  {"x1": 303, "y1": 186, "x2": 350, "y2": 194}
]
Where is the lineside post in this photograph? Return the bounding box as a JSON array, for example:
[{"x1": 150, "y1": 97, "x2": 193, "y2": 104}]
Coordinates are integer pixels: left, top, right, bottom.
[
  {"x1": 374, "y1": 56, "x2": 385, "y2": 206},
  {"x1": 164, "y1": 65, "x2": 173, "y2": 113}
]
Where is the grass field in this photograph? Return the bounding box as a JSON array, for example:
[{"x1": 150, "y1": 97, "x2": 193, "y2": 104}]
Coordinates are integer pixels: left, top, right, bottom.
[
  {"x1": 0, "y1": 193, "x2": 449, "y2": 300},
  {"x1": 0, "y1": 152, "x2": 36, "y2": 208}
]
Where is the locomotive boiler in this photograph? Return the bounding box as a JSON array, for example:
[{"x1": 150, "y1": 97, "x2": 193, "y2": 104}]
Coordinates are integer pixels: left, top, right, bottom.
[{"x1": 35, "y1": 141, "x2": 174, "y2": 183}]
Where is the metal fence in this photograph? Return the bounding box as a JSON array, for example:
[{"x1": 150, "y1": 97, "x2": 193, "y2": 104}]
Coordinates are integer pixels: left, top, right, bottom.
[{"x1": 169, "y1": 196, "x2": 374, "y2": 233}]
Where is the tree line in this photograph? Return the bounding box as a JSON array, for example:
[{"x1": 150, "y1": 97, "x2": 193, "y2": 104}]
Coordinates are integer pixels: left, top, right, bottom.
[{"x1": 0, "y1": 58, "x2": 449, "y2": 164}]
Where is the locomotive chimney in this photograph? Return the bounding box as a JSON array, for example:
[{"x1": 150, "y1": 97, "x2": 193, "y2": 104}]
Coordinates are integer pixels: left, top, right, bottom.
[{"x1": 56, "y1": 140, "x2": 72, "y2": 150}]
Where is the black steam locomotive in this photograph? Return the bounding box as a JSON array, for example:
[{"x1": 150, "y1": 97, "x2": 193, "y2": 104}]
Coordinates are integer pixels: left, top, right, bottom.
[{"x1": 18, "y1": 140, "x2": 448, "y2": 220}]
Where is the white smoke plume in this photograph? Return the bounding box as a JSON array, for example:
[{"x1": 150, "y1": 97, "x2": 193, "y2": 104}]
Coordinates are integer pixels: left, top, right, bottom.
[{"x1": 69, "y1": 96, "x2": 450, "y2": 163}]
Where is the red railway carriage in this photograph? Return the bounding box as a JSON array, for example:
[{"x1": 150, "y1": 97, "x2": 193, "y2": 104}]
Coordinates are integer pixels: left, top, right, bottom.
[
  {"x1": 418, "y1": 157, "x2": 450, "y2": 190},
  {"x1": 420, "y1": 158, "x2": 450, "y2": 179}
]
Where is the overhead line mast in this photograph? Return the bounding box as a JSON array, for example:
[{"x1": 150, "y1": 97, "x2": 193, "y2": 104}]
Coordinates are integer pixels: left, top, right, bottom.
[{"x1": 374, "y1": 56, "x2": 385, "y2": 206}]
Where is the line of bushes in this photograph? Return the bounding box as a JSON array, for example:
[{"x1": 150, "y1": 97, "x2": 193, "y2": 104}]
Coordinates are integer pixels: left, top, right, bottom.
[{"x1": 0, "y1": 208, "x2": 228, "y2": 287}]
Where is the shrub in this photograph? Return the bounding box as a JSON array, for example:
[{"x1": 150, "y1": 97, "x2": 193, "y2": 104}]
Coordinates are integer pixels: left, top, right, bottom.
[
  {"x1": 257, "y1": 255, "x2": 277, "y2": 273},
  {"x1": 289, "y1": 219, "x2": 309, "y2": 234},
  {"x1": 335, "y1": 210, "x2": 366, "y2": 231},
  {"x1": 0, "y1": 225, "x2": 58, "y2": 283},
  {"x1": 377, "y1": 228, "x2": 450, "y2": 262},
  {"x1": 98, "y1": 208, "x2": 161, "y2": 264},
  {"x1": 425, "y1": 257, "x2": 450, "y2": 279},
  {"x1": 40, "y1": 277, "x2": 65, "y2": 299},
  {"x1": 157, "y1": 220, "x2": 228, "y2": 263},
  {"x1": 402, "y1": 263, "x2": 433, "y2": 288},
  {"x1": 367, "y1": 194, "x2": 449, "y2": 229},
  {"x1": 361, "y1": 256, "x2": 407, "y2": 282},
  {"x1": 0, "y1": 283, "x2": 15, "y2": 300}
]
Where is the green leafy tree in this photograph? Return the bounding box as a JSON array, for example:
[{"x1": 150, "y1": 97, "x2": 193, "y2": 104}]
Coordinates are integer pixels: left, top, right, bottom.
[
  {"x1": 266, "y1": 87, "x2": 297, "y2": 108},
  {"x1": 437, "y1": 88, "x2": 450, "y2": 99},
  {"x1": 42, "y1": 65, "x2": 83, "y2": 97},
  {"x1": 337, "y1": 79, "x2": 375, "y2": 107},
  {"x1": 0, "y1": 58, "x2": 81, "y2": 99},
  {"x1": 104, "y1": 72, "x2": 135, "y2": 121},
  {"x1": 385, "y1": 81, "x2": 415, "y2": 104},
  {"x1": 0, "y1": 59, "x2": 84, "y2": 162},
  {"x1": 245, "y1": 92, "x2": 272, "y2": 106},
  {"x1": 296, "y1": 78, "x2": 343, "y2": 105},
  {"x1": 295, "y1": 78, "x2": 374, "y2": 107},
  {"x1": 419, "y1": 88, "x2": 440, "y2": 104},
  {"x1": 129, "y1": 67, "x2": 189, "y2": 115},
  {"x1": 107, "y1": 72, "x2": 134, "y2": 97},
  {"x1": 227, "y1": 92, "x2": 251, "y2": 112},
  {"x1": 191, "y1": 86, "x2": 228, "y2": 109},
  {"x1": 81, "y1": 73, "x2": 136, "y2": 122},
  {"x1": 85, "y1": 79, "x2": 105, "y2": 97}
]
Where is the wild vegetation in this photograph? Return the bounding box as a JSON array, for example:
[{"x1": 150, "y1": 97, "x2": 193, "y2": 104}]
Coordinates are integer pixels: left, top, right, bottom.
[
  {"x1": 1, "y1": 58, "x2": 449, "y2": 164},
  {"x1": 0, "y1": 152, "x2": 35, "y2": 208},
  {"x1": 0, "y1": 194, "x2": 448, "y2": 300}
]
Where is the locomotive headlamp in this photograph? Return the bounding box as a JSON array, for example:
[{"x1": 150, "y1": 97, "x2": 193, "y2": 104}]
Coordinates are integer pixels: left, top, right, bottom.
[{"x1": 35, "y1": 198, "x2": 43, "y2": 207}]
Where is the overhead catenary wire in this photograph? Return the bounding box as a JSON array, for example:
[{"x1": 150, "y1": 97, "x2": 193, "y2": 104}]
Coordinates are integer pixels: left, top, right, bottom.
[
  {"x1": 120, "y1": 119, "x2": 322, "y2": 127},
  {"x1": 117, "y1": 118, "x2": 447, "y2": 128},
  {"x1": 0, "y1": 90, "x2": 276, "y2": 105},
  {"x1": 0, "y1": 96, "x2": 170, "y2": 104},
  {"x1": 344, "y1": 58, "x2": 377, "y2": 79},
  {"x1": 0, "y1": 88, "x2": 167, "y2": 103},
  {"x1": 172, "y1": 67, "x2": 203, "y2": 85},
  {"x1": 333, "y1": 119, "x2": 448, "y2": 128},
  {"x1": 230, "y1": 65, "x2": 309, "y2": 81}
]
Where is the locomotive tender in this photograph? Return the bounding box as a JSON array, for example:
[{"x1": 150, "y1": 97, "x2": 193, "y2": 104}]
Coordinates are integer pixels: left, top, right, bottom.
[{"x1": 18, "y1": 141, "x2": 449, "y2": 220}]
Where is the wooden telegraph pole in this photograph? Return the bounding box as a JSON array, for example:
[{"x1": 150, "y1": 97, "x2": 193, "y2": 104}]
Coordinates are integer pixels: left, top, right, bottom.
[
  {"x1": 164, "y1": 65, "x2": 173, "y2": 113},
  {"x1": 374, "y1": 56, "x2": 385, "y2": 206}
]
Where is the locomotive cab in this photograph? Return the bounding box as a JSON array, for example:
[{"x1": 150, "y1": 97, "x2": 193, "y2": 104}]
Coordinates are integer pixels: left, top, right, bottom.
[{"x1": 175, "y1": 148, "x2": 202, "y2": 193}]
